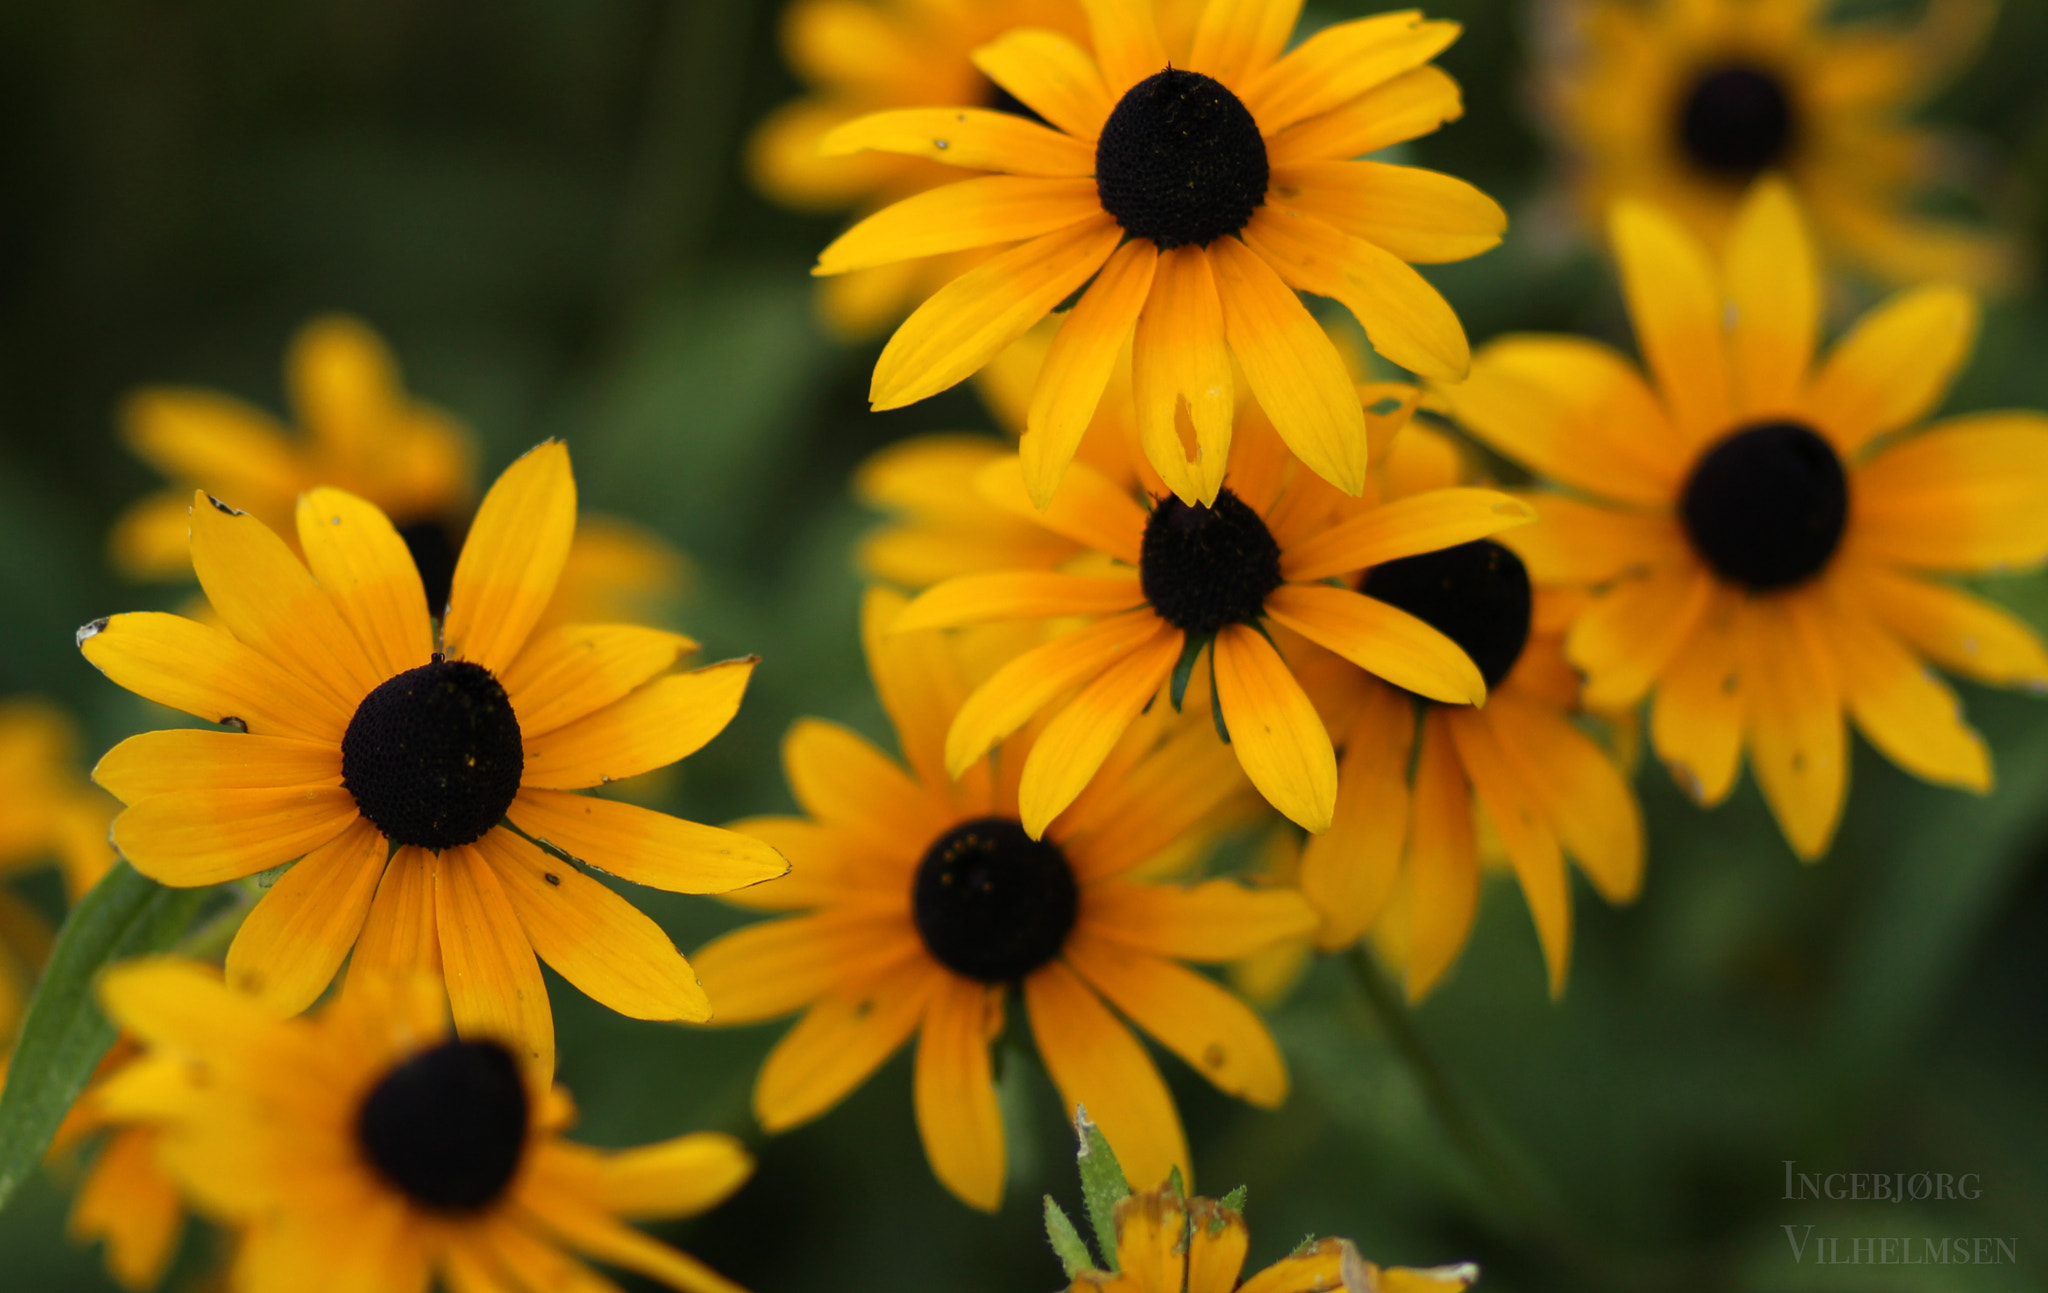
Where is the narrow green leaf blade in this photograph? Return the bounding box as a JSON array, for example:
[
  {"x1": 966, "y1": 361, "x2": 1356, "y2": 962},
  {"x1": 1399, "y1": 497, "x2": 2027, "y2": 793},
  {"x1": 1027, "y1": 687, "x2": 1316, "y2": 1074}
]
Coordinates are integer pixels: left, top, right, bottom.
[
  {"x1": 0, "y1": 862, "x2": 209, "y2": 1211},
  {"x1": 1073, "y1": 1105, "x2": 1130, "y2": 1273},
  {"x1": 1043, "y1": 1195, "x2": 1094, "y2": 1277}
]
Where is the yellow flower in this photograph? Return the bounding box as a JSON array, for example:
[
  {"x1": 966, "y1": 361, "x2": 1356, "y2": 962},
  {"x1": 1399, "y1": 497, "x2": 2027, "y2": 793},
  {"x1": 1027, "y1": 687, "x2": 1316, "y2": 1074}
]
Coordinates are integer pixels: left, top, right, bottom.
[
  {"x1": 815, "y1": 0, "x2": 1501, "y2": 506},
  {"x1": 93, "y1": 959, "x2": 753, "y2": 1293},
  {"x1": 110, "y1": 313, "x2": 685, "y2": 628},
  {"x1": 1444, "y1": 179, "x2": 2048, "y2": 860},
  {"x1": 690, "y1": 588, "x2": 1318, "y2": 1211},
  {"x1": 78, "y1": 443, "x2": 785, "y2": 1076},
  {"x1": 893, "y1": 407, "x2": 1531, "y2": 837},
  {"x1": 1290, "y1": 424, "x2": 1643, "y2": 1001},
  {"x1": 1544, "y1": 0, "x2": 2009, "y2": 287},
  {"x1": 50, "y1": 1039, "x2": 185, "y2": 1291},
  {"x1": 1068, "y1": 1177, "x2": 1476, "y2": 1293}
]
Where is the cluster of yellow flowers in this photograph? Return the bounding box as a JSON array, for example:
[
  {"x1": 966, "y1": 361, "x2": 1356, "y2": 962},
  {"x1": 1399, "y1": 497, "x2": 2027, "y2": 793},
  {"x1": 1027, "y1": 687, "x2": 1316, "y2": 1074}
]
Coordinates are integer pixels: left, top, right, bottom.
[{"x1": 1, "y1": 2, "x2": 2041, "y2": 1291}]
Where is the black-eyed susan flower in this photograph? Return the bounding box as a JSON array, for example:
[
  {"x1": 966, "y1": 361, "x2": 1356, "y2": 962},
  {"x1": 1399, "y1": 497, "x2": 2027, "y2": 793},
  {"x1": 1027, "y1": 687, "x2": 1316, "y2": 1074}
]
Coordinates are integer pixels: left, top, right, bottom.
[
  {"x1": 1289, "y1": 423, "x2": 1642, "y2": 1001},
  {"x1": 815, "y1": 0, "x2": 1502, "y2": 506},
  {"x1": 93, "y1": 959, "x2": 754, "y2": 1293},
  {"x1": 1445, "y1": 179, "x2": 2048, "y2": 860},
  {"x1": 691, "y1": 588, "x2": 1317, "y2": 1211},
  {"x1": 1044, "y1": 1116, "x2": 1477, "y2": 1293},
  {"x1": 79, "y1": 442, "x2": 784, "y2": 1075},
  {"x1": 110, "y1": 313, "x2": 684, "y2": 626},
  {"x1": 1543, "y1": 0, "x2": 2009, "y2": 286},
  {"x1": 893, "y1": 407, "x2": 1531, "y2": 837}
]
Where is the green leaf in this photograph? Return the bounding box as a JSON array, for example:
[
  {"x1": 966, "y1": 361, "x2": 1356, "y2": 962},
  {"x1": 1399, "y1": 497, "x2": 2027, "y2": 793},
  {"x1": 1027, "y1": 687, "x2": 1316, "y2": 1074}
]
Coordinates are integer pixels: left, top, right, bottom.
[
  {"x1": 0, "y1": 862, "x2": 210, "y2": 1211},
  {"x1": 1074, "y1": 1105, "x2": 1130, "y2": 1273},
  {"x1": 1169, "y1": 632, "x2": 1209, "y2": 712},
  {"x1": 1043, "y1": 1195, "x2": 1095, "y2": 1277},
  {"x1": 1218, "y1": 1184, "x2": 1247, "y2": 1215},
  {"x1": 1209, "y1": 661, "x2": 1231, "y2": 745}
]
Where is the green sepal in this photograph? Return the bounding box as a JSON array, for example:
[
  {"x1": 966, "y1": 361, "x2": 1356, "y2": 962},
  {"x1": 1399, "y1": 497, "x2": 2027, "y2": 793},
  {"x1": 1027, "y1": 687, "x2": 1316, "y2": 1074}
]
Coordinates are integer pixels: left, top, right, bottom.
[
  {"x1": 1044, "y1": 1196, "x2": 1095, "y2": 1278},
  {"x1": 1074, "y1": 1106, "x2": 1130, "y2": 1273},
  {"x1": 1209, "y1": 652, "x2": 1231, "y2": 745},
  {"x1": 1218, "y1": 1184, "x2": 1248, "y2": 1215},
  {"x1": 0, "y1": 862, "x2": 211, "y2": 1210},
  {"x1": 1165, "y1": 1165, "x2": 1187, "y2": 1200},
  {"x1": 1169, "y1": 632, "x2": 1209, "y2": 712}
]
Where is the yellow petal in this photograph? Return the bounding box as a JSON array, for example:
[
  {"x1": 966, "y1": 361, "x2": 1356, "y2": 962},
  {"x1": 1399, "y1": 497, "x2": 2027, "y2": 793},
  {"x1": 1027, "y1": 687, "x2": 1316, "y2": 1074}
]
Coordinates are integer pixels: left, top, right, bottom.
[
  {"x1": 1650, "y1": 585, "x2": 1746, "y2": 805},
  {"x1": 756, "y1": 955, "x2": 937, "y2": 1131},
  {"x1": 1567, "y1": 565, "x2": 1712, "y2": 710},
  {"x1": 475, "y1": 828, "x2": 709, "y2": 1023},
  {"x1": 1270, "y1": 160, "x2": 1504, "y2": 265},
  {"x1": 520, "y1": 657, "x2": 755, "y2": 790},
  {"x1": 224, "y1": 816, "x2": 386, "y2": 1013},
  {"x1": 288, "y1": 314, "x2": 403, "y2": 465},
  {"x1": 818, "y1": 107, "x2": 1096, "y2": 176},
  {"x1": 1132, "y1": 245, "x2": 1235, "y2": 505},
  {"x1": 1056, "y1": 719, "x2": 1251, "y2": 881},
  {"x1": 1488, "y1": 692, "x2": 1644, "y2": 905},
  {"x1": 1739, "y1": 596, "x2": 1846, "y2": 861},
  {"x1": 68, "y1": 1127, "x2": 183, "y2": 1291},
  {"x1": 1078, "y1": 0, "x2": 1169, "y2": 93},
  {"x1": 109, "y1": 491, "x2": 201, "y2": 580},
  {"x1": 499, "y1": 623, "x2": 698, "y2": 739},
  {"x1": 1265, "y1": 583, "x2": 1485, "y2": 705},
  {"x1": 1811, "y1": 584, "x2": 1990, "y2": 792},
  {"x1": 435, "y1": 845, "x2": 555, "y2": 1080},
  {"x1": 1399, "y1": 709, "x2": 1477, "y2": 1000},
  {"x1": 594, "y1": 1132, "x2": 754, "y2": 1220},
  {"x1": 1725, "y1": 177, "x2": 1819, "y2": 417},
  {"x1": 1188, "y1": 0, "x2": 1303, "y2": 86},
  {"x1": 1018, "y1": 625, "x2": 1179, "y2": 837},
  {"x1": 782, "y1": 716, "x2": 953, "y2": 855},
  {"x1": 1208, "y1": 235, "x2": 1370, "y2": 494},
  {"x1": 1281, "y1": 488, "x2": 1530, "y2": 581},
  {"x1": 871, "y1": 216, "x2": 1122, "y2": 410},
  {"x1": 1300, "y1": 682, "x2": 1414, "y2": 948},
  {"x1": 1022, "y1": 960, "x2": 1187, "y2": 1192},
  {"x1": 914, "y1": 976, "x2": 1007, "y2": 1211},
  {"x1": 945, "y1": 611, "x2": 1162, "y2": 778},
  {"x1": 1806, "y1": 286, "x2": 1978, "y2": 456},
  {"x1": 350, "y1": 847, "x2": 442, "y2": 985},
  {"x1": 971, "y1": 28, "x2": 1114, "y2": 141},
  {"x1": 1846, "y1": 561, "x2": 2048, "y2": 688},
  {"x1": 1082, "y1": 877, "x2": 1319, "y2": 961},
  {"x1": 1609, "y1": 200, "x2": 1732, "y2": 441},
  {"x1": 895, "y1": 572, "x2": 1145, "y2": 631},
  {"x1": 119, "y1": 386, "x2": 302, "y2": 513},
  {"x1": 1447, "y1": 708, "x2": 1571, "y2": 998},
  {"x1": 1502, "y1": 495, "x2": 1688, "y2": 585},
  {"x1": 1265, "y1": 64, "x2": 1462, "y2": 166},
  {"x1": 77, "y1": 611, "x2": 347, "y2": 744},
  {"x1": 975, "y1": 454, "x2": 1148, "y2": 564},
  {"x1": 862, "y1": 585, "x2": 979, "y2": 796},
  {"x1": 1023, "y1": 240, "x2": 1159, "y2": 507},
  {"x1": 93, "y1": 729, "x2": 339, "y2": 804},
  {"x1": 444, "y1": 441, "x2": 578, "y2": 675},
  {"x1": 113, "y1": 786, "x2": 358, "y2": 887},
  {"x1": 816, "y1": 176, "x2": 1103, "y2": 275},
  {"x1": 294, "y1": 488, "x2": 434, "y2": 680},
  {"x1": 1242, "y1": 12, "x2": 1460, "y2": 133},
  {"x1": 1066, "y1": 930, "x2": 1289, "y2": 1106},
  {"x1": 1212, "y1": 623, "x2": 1338, "y2": 832},
  {"x1": 1850, "y1": 414, "x2": 2048, "y2": 572},
  {"x1": 692, "y1": 910, "x2": 917, "y2": 1025},
  {"x1": 510, "y1": 790, "x2": 783, "y2": 900}
]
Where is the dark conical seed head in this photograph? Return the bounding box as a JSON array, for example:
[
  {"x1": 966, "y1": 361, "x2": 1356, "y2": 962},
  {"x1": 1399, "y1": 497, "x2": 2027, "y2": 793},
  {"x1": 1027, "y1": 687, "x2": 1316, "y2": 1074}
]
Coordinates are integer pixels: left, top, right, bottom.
[
  {"x1": 1139, "y1": 489, "x2": 1283, "y2": 636},
  {"x1": 1361, "y1": 540, "x2": 1533, "y2": 692},
  {"x1": 1095, "y1": 67, "x2": 1269, "y2": 249},
  {"x1": 1680, "y1": 420, "x2": 1848, "y2": 591},
  {"x1": 1677, "y1": 64, "x2": 1796, "y2": 178},
  {"x1": 912, "y1": 817, "x2": 1078, "y2": 983},
  {"x1": 341, "y1": 658, "x2": 524, "y2": 850},
  {"x1": 355, "y1": 1039, "x2": 529, "y2": 1213}
]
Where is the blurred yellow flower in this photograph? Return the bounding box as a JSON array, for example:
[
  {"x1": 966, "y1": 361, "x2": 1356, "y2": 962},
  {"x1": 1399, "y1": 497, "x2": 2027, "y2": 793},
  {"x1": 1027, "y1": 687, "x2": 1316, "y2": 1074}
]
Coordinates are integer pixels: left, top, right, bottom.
[
  {"x1": 50, "y1": 1038, "x2": 183, "y2": 1291},
  {"x1": 1445, "y1": 180, "x2": 2048, "y2": 860}
]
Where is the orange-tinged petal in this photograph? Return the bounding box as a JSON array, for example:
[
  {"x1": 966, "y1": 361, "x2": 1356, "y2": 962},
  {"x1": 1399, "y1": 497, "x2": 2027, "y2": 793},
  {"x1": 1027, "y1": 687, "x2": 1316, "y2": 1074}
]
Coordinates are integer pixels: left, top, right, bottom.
[
  {"x1": 1023, "y1": 960, "x2": 1187, "y2": 1191},
  {"x1": 818, "y1": 108, "x2": 1097, "y2": 176},
  {"x1": 1301, "y1": 681, "x2": 1413, "y2": 948},
  {"x1": 77, "y1": 611, "x2": 348, "y2": 744},
  {"x1": 783, "y1": 716, "x2": 952, "y2": 857},
  {"x1": 1567, "y1": 565, "x2": 1712, "y2": 710},
  {"x1": 975, "y1": 455, "x2": 1148, "y2": 564},
  {"x1": 1265, "y1": 583, "x2": 1485, "y2": 705},
  {"x1": 1269, "y1": 160, "x2": 1504, "y2": 265},
  {"x1": 520, "y1": 658, "x2": 755, "y2": 790},
  {"x1": 1242, "y1": 12, "x2": 1461, "y2": 133},
  {"x1": 119, "y1": 388, "x2": 300, "y2": 515},
  {"x1": 1811, "y1": 584, "x2": 1990, "y2": 792},
  {"x1": 68, "y1": 1127, "x2": 182, "y2": 1291},
  {"x1": 946, "y1": 611, "x2": 1163, "y2": 777},
  {"x1": 1845, "y1": 562, "x2": 2048, "y2": 688},
  {"x1": 1610, "y1": 200, "x2": 1732, "y2": 441},
  {"x1": 1082, "y1": 877, "x2": 1318, "y2": 962},
  {"x1": 1209, "y1": 235, "x2": 1370, "y2": 495},
  {"x1": 972, "y1": 28, "x2": 1114, "y2": 141},
  {"x1": 443, "y1": 441, "x2": 577, "y2": 675},
  {"x1": 1080, "y1": 0, "x2": 1169, "y2": 93},
  {"x1": 1739, "y1": 596, "x2": 1846, "y2": 861},
  {"x1": 692, "y1": 909, "x2": 916, "y2": 1024},
  {"x1": 1212, "y1": 623, "x2": 1337, "y2": 832},
  {"x1": 519, "y1": 1187, "x2": 747, "y2": 1293},
  {"x1": 435, "y1": 845, "x2": 555, "y2": 1079},
  {"x1": 915, "y1": 976, "x2": 1006, "y2": 1211},
  {"x1": 1806, "y1": 287, "x2": 1978, "y2": 455},
  {"x1": 1066, "y1": 929, "x2": 1289, "y2": 1106},
  {"x1": 1189, "y1": 0, "x2": 1303, "y2": 85},
  {"x1": 113, "y1": 786, "x2": 358, "y2": 887},
  {"x1": 863, "y1": 585, "x2": 983, "y2": 800},
  {"x1": 1265, "y1": 64, "x2": 1462, "y2": 166},
  {"x1": 508, "y1": 788, "x2": 785, "y2": 895},
  {"x1": 295, "y1": 487, "x2": 434, "y2": 679},
  {"x1": 1399, "y1": 708, "x2": 1477, "y2": 1001},
  {"x1": 474, "y1": 828, "x2": 709, "y2": 1023},
  {"x1": 1503, "y1": 495, "x2": 1688, "y2": 585},
  {"x1": 1487, "y1": 691, "x2": 1644, "y2": 905},
  {"x1": 1650, "y1": 584, "x2": 1746, "y2": 805},
  {"x1": 1281, "y1": 488, "x2": 1531, "y2": 582},
  {"x1": 1448, "y1": 707, "x2": 1571, "y2": 997},
  {"x1": 1725, "y1": 178, "x2": 1818, "y2": 418},
  {"x1": 1850, "y1": 414, "x2": 2048, "y2": 572},
  {"x1": 93, "y1": 729, "x2": 339, "y2": 804},
  {"x1": 498, "y1": 623, "x2": 698, "y2": 739},
  {"x1": 755, "y1": 953, "x2": 938, "y2": 1131},
  {"x1": 816, "y1": 176, "x2": 1103, "y2": 275},
  {"x1": 1132, "y1": 244, "x2": 1235, "y2": 505},
  {"x1": 224, "y1": 817, "x2": 386, "y2": 1013},
  {"x1": 350, "y1": 846, "x2": 442, "y2": 985},
  {"x1": 895, "y1": 572, "x2": 1145, "y2": 631},
  {"x1": 1023, "y1": 239, "x2": 1159, "y2": 507},
  {"x1": 1018, "y1": 624, "x2": 1179, "y2": 836},
  {"x1": 1056, "y1": 717, "x2": 1250, "y2": 881},
  {"x1": 589, "y1": 1131, "x2": 752, "y2": 1220}
]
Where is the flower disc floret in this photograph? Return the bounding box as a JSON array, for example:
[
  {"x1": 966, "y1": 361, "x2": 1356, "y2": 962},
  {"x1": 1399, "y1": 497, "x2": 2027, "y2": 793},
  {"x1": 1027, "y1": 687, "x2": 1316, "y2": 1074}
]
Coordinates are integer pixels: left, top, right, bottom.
[
  {"x1": 1680, "y1": 420, "x2": 1848, "y2": 591},
  {"x1": 355, "y1": 1038, "x2": 529, "y2": 1213},
  {"x1": 912, "y1": 816, "x2": 1078, "y2": 983},
  {"x1": 1095, "y1": 67, "x2": 1269, "y2": 250},
  {"x1": 1139, "y1": 490, "x2": 1282, "y2": 636},
  {"x1": 341, "y1": 658, "x2": 524, "y2": 851},
  {"x1": 1360, "y1": 540, "x2": 1533, "y2": 692},
  {"x1": 1677, "y1": 64, "x2": 1796, "y2": 178}
]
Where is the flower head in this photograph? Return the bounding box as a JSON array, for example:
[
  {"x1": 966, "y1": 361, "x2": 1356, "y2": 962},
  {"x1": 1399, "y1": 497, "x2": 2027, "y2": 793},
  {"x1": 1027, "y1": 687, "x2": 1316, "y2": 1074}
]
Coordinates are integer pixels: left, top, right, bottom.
[
  {"x1": 79, "y1": 442, "x2": 785, "y2": 1075},
  {"x1": 93, "y1": 960, "x2": 753, "y2": 1293},
  {"x1": 690, "y1": 588, "x2": 1318, "y2": 1210},
  {"x1": 816, "y1": 0, "x2": 1502, "y2": 506},
  {"x1": 1445, "y1": 179, "x2": 2048, "y2": 859},
  {"x1": 1543, "y1": 0, "x2": 2009, "y2": 286}
]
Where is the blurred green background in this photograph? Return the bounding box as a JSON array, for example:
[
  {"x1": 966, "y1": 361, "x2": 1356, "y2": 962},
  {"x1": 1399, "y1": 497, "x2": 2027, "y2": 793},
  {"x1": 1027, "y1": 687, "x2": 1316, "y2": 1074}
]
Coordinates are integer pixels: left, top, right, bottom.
[{"x1": 2, "y1": 1, "x2": 2047, "y2": 1290}]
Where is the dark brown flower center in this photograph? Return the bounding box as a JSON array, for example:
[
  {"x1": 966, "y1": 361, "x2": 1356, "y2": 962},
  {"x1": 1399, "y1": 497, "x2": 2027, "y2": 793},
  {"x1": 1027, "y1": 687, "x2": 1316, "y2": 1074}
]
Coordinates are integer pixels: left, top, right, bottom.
[
  {"x1": 355, "y1": 1039, "x2": 528, "y2": 1213},
  {"x1": 1679, "y1": 420, "x2": 1848, "y2": 591},
  {"x1": 1360, "y1": 540, "x2": 1533, "y2": 692},
  {"x1": 1096, "y1": 67, "x2": 1268, "y2": 249},
  {"x1": 1139, "y1": 489, "x2": 1283, "y2": 636},
  {"x1": 342, "y1": 658, "x2": 523, "y2": 850},
  {"x1": 912, "y1": 817, "x2": 1078, "y2": 983},
  {"x1": 1677, "y1": 64, "x2": 1797, "y2": 179}
]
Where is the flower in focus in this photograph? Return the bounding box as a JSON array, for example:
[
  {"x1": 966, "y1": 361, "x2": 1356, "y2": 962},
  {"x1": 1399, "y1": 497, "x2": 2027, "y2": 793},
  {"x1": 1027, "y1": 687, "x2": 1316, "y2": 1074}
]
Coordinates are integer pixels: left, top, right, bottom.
[
  {"x1": 690, "y1": 587, "x2": 1317, "y2": 1210},
  {"x1": 93, "y1": 959, "x2": 754, "y2": 1293},
  {"x1": 893, "y1": 404, "x2": 1531, "y2": 836},
  {"x1": 1293, "y1": 423, "x2": 1643, "y2": 1001},
  {"x1": 815, "y1": 0, "x2": 1501, "y2": 506},
  {"x1": 1444, "y1": 180, "x2": 2048, "y2": 859},
  {"x1": 1542, "y1": 0, "x2": 2010, "y2": 287},
  {"x1": 79, "y1": 442, "x2": 785, "y2": 1076},
  {"x1": 110, "y1": 313, "x2": 685, "y2": 628}
]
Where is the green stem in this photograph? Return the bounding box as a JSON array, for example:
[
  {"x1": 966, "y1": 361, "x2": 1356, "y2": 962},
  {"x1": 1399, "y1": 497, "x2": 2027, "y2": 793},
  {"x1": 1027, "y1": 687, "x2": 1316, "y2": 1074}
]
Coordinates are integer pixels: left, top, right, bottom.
[{"x1": 171, "y1": 881, "x2": 258, "y2": 963}]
